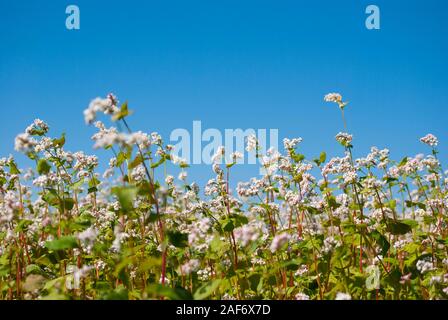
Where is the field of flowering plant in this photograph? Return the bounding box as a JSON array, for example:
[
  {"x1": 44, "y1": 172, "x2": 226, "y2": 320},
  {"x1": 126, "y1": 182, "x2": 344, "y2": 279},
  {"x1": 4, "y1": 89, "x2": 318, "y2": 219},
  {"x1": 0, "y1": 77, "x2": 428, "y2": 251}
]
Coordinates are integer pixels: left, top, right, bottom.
[{"x1": 1, "y1": 93, "x2": 447, "y2": 300}]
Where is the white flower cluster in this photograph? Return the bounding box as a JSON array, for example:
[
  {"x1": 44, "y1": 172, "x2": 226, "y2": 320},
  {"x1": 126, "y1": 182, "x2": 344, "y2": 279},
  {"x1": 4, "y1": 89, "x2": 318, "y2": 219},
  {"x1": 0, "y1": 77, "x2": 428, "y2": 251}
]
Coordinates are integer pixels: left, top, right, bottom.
[
  {"x1": 420, "y1": 134, "x2": 438, "y2": 147},
  {"x1": 270, "y1": 233, "x2": 291, "y2": 253},
  {"x1": 84, "y1": 94, "x2": 119, "y2": 124}
]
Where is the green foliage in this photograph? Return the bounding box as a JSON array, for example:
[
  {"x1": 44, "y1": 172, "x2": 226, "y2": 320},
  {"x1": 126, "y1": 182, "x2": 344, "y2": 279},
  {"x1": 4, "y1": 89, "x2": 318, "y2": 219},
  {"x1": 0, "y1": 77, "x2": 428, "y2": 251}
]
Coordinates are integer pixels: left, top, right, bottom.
[{"x1": 45, "y1": 236, "x2": 79, "y2": 251}]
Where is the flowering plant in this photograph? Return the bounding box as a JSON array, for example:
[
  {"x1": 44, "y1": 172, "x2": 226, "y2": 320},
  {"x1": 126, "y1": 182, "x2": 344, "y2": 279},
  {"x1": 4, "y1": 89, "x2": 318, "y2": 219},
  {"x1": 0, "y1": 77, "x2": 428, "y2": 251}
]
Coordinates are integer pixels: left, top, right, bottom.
[{"x1": 1, "y1": 93, "x2": 447, "y2": 300}]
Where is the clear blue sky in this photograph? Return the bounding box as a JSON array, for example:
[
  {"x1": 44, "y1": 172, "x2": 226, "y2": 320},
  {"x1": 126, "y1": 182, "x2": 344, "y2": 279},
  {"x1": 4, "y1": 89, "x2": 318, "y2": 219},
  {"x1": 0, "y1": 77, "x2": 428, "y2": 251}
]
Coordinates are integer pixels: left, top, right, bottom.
[{"x1": 1, "y1": 0, "x2": 447, "y2": 186}]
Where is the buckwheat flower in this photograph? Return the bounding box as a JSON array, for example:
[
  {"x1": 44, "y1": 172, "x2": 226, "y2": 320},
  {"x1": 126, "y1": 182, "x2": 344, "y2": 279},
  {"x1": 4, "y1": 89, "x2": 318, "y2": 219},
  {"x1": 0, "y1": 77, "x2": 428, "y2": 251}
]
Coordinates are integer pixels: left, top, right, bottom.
[
  {"x1": 111, "y1": 226, "x2": 129, "y2": 253},
  {"x1": 335, "y1": 132, "x2": 353, "y2": 146},
  {"x1": 26, "y1": 119, "x2": 49, "y2": 135},
  {"x1": 430, "y1": 276, "x2": 442, "y2": 285},
  {"x1": 165, "y1": 175, "x2": 174, "y2": 185},
  {"x1": 212, "y1": 163, "x2": 223, "y2": 175},
  {"x1": 343, "y1": 170, "x2": 357, "y2": 184},
  {"x1": 420, "y1": 134, "x2": 438, "y2": 147},
  {"x1": 34, "y1": 137, "x2": 53, "y2": 153},
  {"x1": 283, "y1": 138, "x2": 303, "y2": 150},
  {"x1": 322, "y1": 236, "x2": 341, "y2": 254},
  {"x1": 442, "y1": 259, "x2": 448, "y2": 267},
  {"x1": 335, "y1": 292, "x2": 351, "y2": 300},
  {"x1": 399, "y1": 273, "x2": 412, "y2": 285},
  {"x1": 178, "y1": 171, "x2": 187, "y2": 181},
  {"x1": 131, "y1": 165, "x2": 146, "y2": 182},
  {"x1": 103, "y1": 168, "x2": 114, "y2": 179},
  {"x1": 270, "y1": 233, "x2": 291, "y2": 253},
  {"x1": 171, "y1": 154, "x2": 188, "y2": 166},
  {"x1": 325, "y1": 93, "x2": 348, "y2": 110},
  {"x1": 84, "y1": 94, "x2": 119, "y2": 124},
  {"x1": 230, "y1": 151, "x2": 243, "y2": 161},
  {"x1": 190, "y1": 182, "x2": 200, "y2": 194},
  {"x1": 324, "y1": 93, "x2": 342, "y2": 103},
  {"x1": 76, "y1": 170, "x2": 90, "y2": 180},
  {"x1": 95, "y1": 260, "x2": 107, "y2": 271},
  {"x1": 295, "y1": 293, "x2": 310, "y2": 300},
  {"x1": 74, "y1": 265, "x2": 93, "y2": 280},
  {"x1": 33, "y1": 175, "x2": 49, "y2": 187},
  {"x1": 127, "y1": 131, "x2": 151, "y2": 149},
  {"x1": 246, "y1": 134, "x2": 258, "y2": 152},
  {"x1": 180, "y1": 259, "x2": 200, "y2": 275},
  {"x1": 14, "y1": 133, "x2": 37, "y2": 152},
  {"x1": 295, "y1": 265, "x2": 309, "y2": 277},
  {"x1": 150, "y1": 132, "x2": 162, "y2": 145},
  {"x1": 211, "y1": 146, "x2": 225, "y2": 164},
  {"x1": 23, "y1": 168, "x2": 34, "y2": 181},
  {"x1": 77, "y1": 227, "x2": 98, "y2": 243},
  {"x1": 416, "y1": 259, "x2": 435, "y2": 274},
  {"x1": 234, "y1": 225, "x2": 259, "y2": 246}
]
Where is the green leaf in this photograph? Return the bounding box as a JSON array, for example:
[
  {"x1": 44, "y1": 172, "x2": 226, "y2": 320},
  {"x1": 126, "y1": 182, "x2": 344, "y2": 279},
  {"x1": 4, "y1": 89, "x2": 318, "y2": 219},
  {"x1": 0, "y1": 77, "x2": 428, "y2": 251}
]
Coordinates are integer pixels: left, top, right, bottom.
[
  {"x1": 102, "y1": 287, "x2": 129, "y2": 300},
  {"x1": 9, "y1": 160, "x2": 21, "y2": 175},
  {"x1": 194, "y1": 280, "x2": 222, "y2": 300},
  {"x1": 42, "y1": 189, "x2": 60, "y2": 207},
  {"x1": 70, "y1": 179, "x2": 85, "y2": 191},
  {"x1": 128, "y1": 155, "x2": 144, "y2": 170},
  {"x1": 112, "y1": 186, "x2": 138, "y2": 212},
  {"x1": 398, "y1": 157, "x2": 408, "y2": 167},
  {"x1": 15, "y1": 220, "x2": 33, "y2": 232},
  {"x1": 319, "y1": 151, "x2": 327, "y2": 164},
  {"x1": 292, "y1": 153, "x2": 305, "y2": 163},
  {"x1": 37, "y1": 159, "x2": 51, "y2": 175},
  {"x1": 26, "y1": 264, "x2": 45, "y2": 275},
  {"x1": 401, "y1": 219, "x2": 419, "y2": 229},
  {"x1": 147, "y1": 284, "x2": 193, "y2": 300},
  {"x1": 60, "y1": 198, "x2": 75, "y2": 211},
  {"x1": 222, "y1": 219, "x2": 235, "y2": 232},
  {"x1": 150, "y1": 157, "x2": 166, "y2": 169},
  {"x1": 116, "y1": 151, "x2": 128, "y2": 167},
  {"x1": 53, "y1": 134, "x2": 66, "y2": 148},
  {"x1": 45, "y1": 236, "x2": 79, "y2": 251},
  {"x1": 386, "y1": 219, "x2": 412, "y2": 235},
  {"x1": 369, "y1": 230, "x2": 390, "y2": 256},
  {"x1": 112, "y1": 102, "x2": 132, "y2": 121},
  {"x1": 167, "y1": 231, "x2": 188, "y2": 248}
]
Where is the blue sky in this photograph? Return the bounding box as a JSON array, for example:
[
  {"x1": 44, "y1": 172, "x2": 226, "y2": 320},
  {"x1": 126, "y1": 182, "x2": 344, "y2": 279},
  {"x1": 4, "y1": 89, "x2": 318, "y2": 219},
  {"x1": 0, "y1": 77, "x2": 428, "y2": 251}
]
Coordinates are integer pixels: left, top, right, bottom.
[{"x1": 1, "y1": 0, "x2": 447, "y2": 186}]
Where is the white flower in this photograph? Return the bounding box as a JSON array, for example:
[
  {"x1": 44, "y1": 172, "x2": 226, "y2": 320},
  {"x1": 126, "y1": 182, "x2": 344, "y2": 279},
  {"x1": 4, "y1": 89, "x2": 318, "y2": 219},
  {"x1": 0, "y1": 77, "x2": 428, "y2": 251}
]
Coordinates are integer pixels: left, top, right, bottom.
[
  {"x1": 416, "y1": 259, "x2": 435, "y2": 274},
  {"x1": 178, "y1": 171, "x2": 187, "y2": 181},
  {"x1": 165, "y1": 175, "x2": 174, "y2": 185},
  {"x1": 335, "y1": 292, "x2": 351, "y2": 300},
  {"x1": 420, "y1": 134, "x2": 438, "y2": 147},
  {"x1": 295, "y1": 293, "x2": 310, "y2": 300},
  {"x1": 270, "y1": 233, "x2": 291, "y2": 253},
  {"x1": 131, "y1": 165, "x2": 146, "y2": 182},
  {"x1": 324, "y1": 93, "x2": 343, "y2": 103},
  {"x1": 230, "y1": 151, "x2": 243, "y2": 161},
  {"x1": 246, "y1": 135, "x2": 258, "y2": 152},
  {"x1": 26, "y1": 119, "x2": 49, "y2": 135},
  {"x1": 211, "y1": 146, "x2": 225, "y2": 164},
  {"x1": 77, "y1": 227, "x2": 98, "y2": 243},
  {"x1": 14, "y1": 133, "x2": 37, "y2": 152},
  {"x1": 335, "y1": 132, "x2": 353, "y2": 146},
  {"x1": 283, "y1": 138, "x2": 303, "y2": 150},
  {"x1": 234, "y1": 225, "x2": 259, "y2": 246},
  {"x1": 180, "y1": 259, "x2": 200, "y2": 275},
  {"x1": 84, "y1": 94, "x2": 119, "y2": 124}
]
